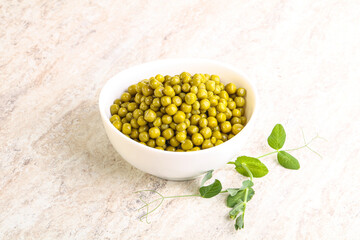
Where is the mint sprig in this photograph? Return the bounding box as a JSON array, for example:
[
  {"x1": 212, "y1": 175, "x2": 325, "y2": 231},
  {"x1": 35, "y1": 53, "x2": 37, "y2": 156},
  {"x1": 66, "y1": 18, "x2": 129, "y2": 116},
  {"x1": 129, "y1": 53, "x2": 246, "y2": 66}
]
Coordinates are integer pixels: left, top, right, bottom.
[{"x1": 135, "y1": 124, "x2": 323, "y2": 231}]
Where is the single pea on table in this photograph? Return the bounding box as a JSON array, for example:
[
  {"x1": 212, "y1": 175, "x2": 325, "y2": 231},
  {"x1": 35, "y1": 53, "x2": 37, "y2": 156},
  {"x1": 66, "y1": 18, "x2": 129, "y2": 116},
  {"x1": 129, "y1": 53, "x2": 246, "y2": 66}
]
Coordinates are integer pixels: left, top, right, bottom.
[{"x1": 109, "y1": 72, "x2": 247, "y2": 151}]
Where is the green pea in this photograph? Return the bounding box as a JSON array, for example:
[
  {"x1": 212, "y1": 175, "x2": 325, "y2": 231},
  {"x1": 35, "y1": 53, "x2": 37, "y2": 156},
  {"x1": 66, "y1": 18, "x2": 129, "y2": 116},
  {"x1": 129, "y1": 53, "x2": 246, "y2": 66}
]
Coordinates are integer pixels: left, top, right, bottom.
[
  {"x1": 197, "y1": 89, "x2": 208, "y2": 99},
  {"x1": 144, "y1": 109, "x2": 157, "y2": 122},
  {"x1": 149, "y1": 79, "x2": 161, "y2": 89},
  {"x1": 162, "y1": 115, "x2": 172, "y2": 124},
  {"x1": 155, "y1": 74, "x2": 165, "y2": 83},
  {"x1": 130, "y1": 119, "x2": 139, "y2": 128},
  {"x1": 181, "y1": 103, "x2": 192, "y2": 113},
  {"x1": 112, "y1": 120, "x2": 122, "y2": 130},
  {"x1": 173, "y1": 85, "x2": 181, "y2": 94},
  {"x1": 173, "y1": 111, "x2": 186, "y2": 123},
  {"x1": 169, "y1": 137, "x2": 180, "y2": 147},
  {"x1": 232, "y1": 109, "x2": 241, "y2": 117},
  {"x1": 200, "y1": 127, "x2": 212, "y2": 139},
  {"x1": 139, "y1": 125, "x2": 149, "y2": 133},
  {"x1": 161, "y1": 96, "x2": 172, "y2": 106},
  {"x1": 200, "y1": 99, "x2": 210, "y2": 111},
  {"x1": 156, "y1": 137, "x2": 166, "y2": 147},
  {"x1": 232, "y1": 124, "x2": 244, "y2": 135},
  {"x1": 163, "y1": 86, "x2": 175, "y2": 97},
  {"x1": 110, "y1": 104, "x2": 120, "y2": 115},
  {"x1": 240, "y1": 116, "x2": 247, "y2": 125},
  {"x1": 153, "y1": 117, "x2": 162, "y2": 127},
  {"x1": 225, "y1": 83, "x2": 237, "y2": 95},
  {"x1": 216, "y1": 102, "x2": 226, "y2": 112},
  {"x1": 127, "y1": 102, "x2": 138, "y2": 112},
  {"x1": 182, "y1": 83, "x2": 191, "y2": 92},
  {"x1": 202, "y1": 139, "x2": 213, "y2": 149},
  {"x1": 190, "y1": 86, "x2": 198, "y2": 94},
  {"x1": 139, "y1": 132, "x2": 149, "y2": 142},
  {"x1": 236, "y1": 88, "x2": 246, "y2": 97},
  {"x1": 215, "y1": 139, "x2": 223, "y2": 146},
  {"x1": 139, "y1": 102, "x2": 149, "y2": 111},
  {"x1": 175, "y1": 131, "x2": 187, "y2": 142},
  {"x1": 142, "y1": 85, "x2": 153, "y2": 97},
  {"x1": 149, "y1": 127, "x2": 161, "y2": 138},
  {"x1": 181, "y1": 139, "x2": 193, "y2": 150},
  {"x1": 235, "y1": 97, "x2": 245, "y2": 107},
  {"x1": 110, "y1": 115, "x2": 120, "y2": 123},
  {"x1": 165, "y1": 104, "x2": 178, "y2": 115},
  {"x1": 137, "y1": 116, "x2": 147, "y2": 126},
  {"x1": 190, "y1": 114, "x2": 201, "y2": 125},
  {"x1": 231, "y1": 117, "x2": 241, "y2": 125},
  {"x1": 172, "y1": 96, "x2": 182, "y2": 106},
  {"x1": 192, "y1": 133, "x2": 204, "y2": 146},
  {"x1": 122, "y1": 123, "x2": 132, "y2": 135},
  {"x1": 207, "y1": 116, "x2": 218, "y2": 128},
  {"x1": 121, "y1": 92, "x2": 131, "y2": 102},
  {"x1": 205, "y1": 80, "x2": 216, "y2": 92},
  {"x1": 227, "y1": 101, "x2": 236, "y2": 110},
  {"x1": 199, "y1": 118, "x2": 208, "y2": 128},
  {"x1": 185, "y1": 93, "x2": 197, "y2": 105},
  {"x1": 187, "y1": 125, "x2": 199, "y2": 135},
  {"x1": 162, "y1": 128, "x2": 174, "y2": 140},
  {"x1": 147, "y1": 139, "x2": 156, "y2": 148},
  {"x1": 176, "y1": 122, "x2": 187, "y2": 132},
  {"x1": 154, "y1": 87, "x2": 164, "y2": 97},
  {"x1": 128, "y1": 85, "x2": 138, "y2": 96},
  {"x1": 220, "y1": 121, "x2": 232, "y2": 133}
]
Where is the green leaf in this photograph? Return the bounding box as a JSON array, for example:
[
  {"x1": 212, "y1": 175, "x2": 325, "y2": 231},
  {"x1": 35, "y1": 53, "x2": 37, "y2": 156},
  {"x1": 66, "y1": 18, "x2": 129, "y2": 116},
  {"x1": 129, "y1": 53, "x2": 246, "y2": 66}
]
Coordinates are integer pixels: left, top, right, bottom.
[
  {"x1": 277, "y1": 151, "x2": 300, "y2": 170},
  {"x1": 235, "y1": 214, "x2": 244, "y2": 230},
  {"x1": 267, "y1": 124, "x2": 286, "y2": 150},
  {"x1": 226, "y1": 188, "x2": 240, "y2": 196},
  {"x1": 229, "y1": 201, "x2": 245, "y2": 220},
  {"x1": 227, "y1": 187, "x2": 255, "y2": 207},
  {"x1": 241, "y1": 180, "x2": 254, "y2": 189},
  {"x1": 200, "y1": 170, "x2": 213, "y2": 187},
  {"x1": 199, "y1": 179, "x2": 222, "y2": 198},
  {"x1": 234, "y1": 156, "x2": 269, "y2": 178}
]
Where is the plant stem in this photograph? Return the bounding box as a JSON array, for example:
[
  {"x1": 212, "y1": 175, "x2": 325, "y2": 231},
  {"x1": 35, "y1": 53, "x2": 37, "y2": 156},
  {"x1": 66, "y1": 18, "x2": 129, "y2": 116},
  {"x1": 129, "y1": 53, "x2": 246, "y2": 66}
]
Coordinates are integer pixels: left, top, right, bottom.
[
  {"x1": 257, "y1": 150, "x2": 278, "y2": 158},
  {"x1": 163, "y1": 194, "x2": 201, "y2": 199},
  {"x1": 241, "y1": 164, "x2": 253, "y2": 181}
]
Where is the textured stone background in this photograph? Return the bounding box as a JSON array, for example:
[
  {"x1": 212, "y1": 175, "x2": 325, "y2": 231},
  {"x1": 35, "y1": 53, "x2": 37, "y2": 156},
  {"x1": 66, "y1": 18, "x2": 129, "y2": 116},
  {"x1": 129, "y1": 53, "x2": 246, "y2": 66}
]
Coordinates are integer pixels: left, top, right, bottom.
[{"x1": 1, "y1": 0, "x2": 359, "y2": 239}]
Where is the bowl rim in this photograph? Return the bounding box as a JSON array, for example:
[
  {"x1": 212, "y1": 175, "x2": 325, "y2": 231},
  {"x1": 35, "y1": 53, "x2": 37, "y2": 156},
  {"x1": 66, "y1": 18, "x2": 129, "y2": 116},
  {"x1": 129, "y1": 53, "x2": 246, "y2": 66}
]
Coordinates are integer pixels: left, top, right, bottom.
[{"x1": 99, "y1": 58, "x2": 259, "y2": 156}]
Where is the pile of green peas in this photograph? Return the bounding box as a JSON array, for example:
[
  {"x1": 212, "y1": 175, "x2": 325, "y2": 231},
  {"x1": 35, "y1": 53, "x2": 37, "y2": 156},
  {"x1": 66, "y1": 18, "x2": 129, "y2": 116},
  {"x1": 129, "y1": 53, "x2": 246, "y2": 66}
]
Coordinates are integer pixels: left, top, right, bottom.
[{"x1": 109, "y1": 72, "x2": 247, "y2": 152}]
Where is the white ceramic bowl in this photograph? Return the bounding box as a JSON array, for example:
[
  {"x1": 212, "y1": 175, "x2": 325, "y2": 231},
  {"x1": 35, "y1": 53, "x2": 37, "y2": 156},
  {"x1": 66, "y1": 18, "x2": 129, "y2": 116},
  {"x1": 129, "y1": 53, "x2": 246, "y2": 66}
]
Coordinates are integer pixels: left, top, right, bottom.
[{"x1": 99, "y1": 59, "x2": 258, "y2": 180}]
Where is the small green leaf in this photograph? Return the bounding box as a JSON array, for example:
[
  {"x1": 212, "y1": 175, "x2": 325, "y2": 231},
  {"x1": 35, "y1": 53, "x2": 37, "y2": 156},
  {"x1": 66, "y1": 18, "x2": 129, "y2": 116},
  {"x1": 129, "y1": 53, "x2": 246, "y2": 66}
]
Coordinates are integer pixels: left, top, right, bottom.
[
  {"x1": 226, "y1": 188, "x2": 240, "y2": 196},
  {"x1": 277, "y1": 151, "x2": 300, "y2": 170},
  {"x1": 227, "y1": 188, "x2": 255, "y2": 207},
  {"x1": 235, "y1": 214, "x2": 244, "y2": 230},
  {"x1": 240, "y1": 180, "x2": 254, "y2": 189},
  {"x1": 199, "y1": 179, "x2": 222, "y2": 198},
  {"x1": 229, "y1": 201, "x2": 245, "y2": 220},
  {"x1": 267, "y1": 124, "x2": 286, "y2": 150},
  {"x1": 234, "y1": 156, "x2": 269, "y2": 178},
  {"x1": 200, "y1": 170, "x2": 213, "y2": 187}
]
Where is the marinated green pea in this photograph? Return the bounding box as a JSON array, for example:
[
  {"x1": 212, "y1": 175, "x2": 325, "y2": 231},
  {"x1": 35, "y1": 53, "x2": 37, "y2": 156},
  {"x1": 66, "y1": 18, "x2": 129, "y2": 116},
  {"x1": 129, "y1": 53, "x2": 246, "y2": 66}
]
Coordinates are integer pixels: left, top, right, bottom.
[
  {"x1": 153, "y1": 117, "x2": 162, "y2": 127},
  {"x1": 208, "y1": 107, "x2": 217, "y2": 117},
  {"x1": 182, "y1": 83, "x2": 191, "y2": 92},
  {"x1": 187, "y1": 125, "x2": 199, "y2": 135},
  {"x1": 169, "y1": 122, "x2": 177, "y2": 130},
  {"x1": 199, "y1": 118, "x2": 208, "y2": 128},
  {"x1": 216, "y1": 113, "x2": 226, "y2": 123},
  {"x1": 219, "y1": 98, "x2": 228, "y2": 106},
  {"x1": 181, "y1": 103, "x2": 192, "y2": 113},
  {"x1": 139, "y1": 132, "x2": 149, "y2": 142},
  {"x1": 125, "y1": 112, "x2": 133, "y2": 122},
  {"x1": 147, "y1": 139, "x2": 156, "y2": 148},
  {"x1": 127, "y1": 102, "x2": 138, "y2": 112},
  {"x1": 162, "y1": 128, "x2": 174, "y2": 140},
  {"x1": 225, "y1": 108, "x2": 232, "y2": 120},
  {"x1": 110, "y1": 103, "x2": 121, "y2": 116},
  {"x1": 134, "y1": 93, "x2": 143, "y2": 103},
  {"x1": 161, "y1": 96, "x2": 172, "y2": 106},
  {"x1": 176, "y1": 149, "x2": 185, "y2": 152},
  {"x1": 149, "y1": 79, "x2": 161, "y2": 89},
  {"x1": 234, "y1": 97, "x2": 245, "y2": 107},
  {"x1": 162, "y1": 115, "x2": 172, "y2": 124},
  {"x1": 191, "y1": 109, "x2": 200, "y2": 115},
  {"x1": 176, "y1": 122, "x2": 187, "y2": 132},
  {"x1": 156, "y1": 137, "x2": 166, "y2": 147},
  {"x1": 173, "y1": 111, "x2": 186, "y2": 123},
  {"x1": 169, "y1": 137, "x2": 180, "y2": 147},
  {"x1": 232, "y1": 109, "x2": 241, "y2": 117},
  {"x1": 155, "y1": 74, "x2": 164, "y2": 83},
  {"x1": 200, "y1": 99, "x2": 210, "y2": 111},
  {"x1": 165, "y1": 104, "x2": 178, "y2": 115},
  {"x1": 227, "y1": 101, "x2": 236, "y2": 110},
  {"x1": 192, "y1": 101, "x2": 200, "y2": 110},
  {"x1": 117, "y1": 107, "x2": 127, "y2": 117},
  {"x1": 197, "y1": 89, "x2": 208, "y2": 99},
  {"x1": 190, "y1": 86, "x2": 198, "y2": 94},
  {"x1": 149, "y1": 127, "x2": 161, "y2": 138},
  {"x1": 225, "y1": 83, "x2": 237, "y2": 95},
  {"x1": 152, "y1": 98, "x2": 161, "y2": 108},
  {"x1": 190, "y1": 114, "x2": 201, "y2": 125},
  {"x1": 232, "y1": 123, "x2": 244, "y2": 135},
  {"x1": 179, "y1": 92, "x2": 186, "y2": 100},
  {"x1": 228, "y1": 134, "x2": 235, "y2": 140},
  {"x1": 240, "y1": 116, "x2": 247, "y2": 125},
  {"x1": 181, "y1": 139, "x2": 193, "y2": 150},
  {"x1": 172, "y1": 96, "x2": 182, "y2": 106},
  {"x1": 215, "y1": 139, "x2": 223, "y2": 146},
  {"x1": 160, "y1": 124, "x2": 169, "y2": 131},
  {"x1": 214, "y1": 85, "x2": 221, "y2": 94},
  {"x1": 144, "y1": 96, "x2": 153, "y2": 105},
  {"x1": 186, "y1": 112, "x2": 192, "y2": 119},
  {"x1": 209, "y1": 96, "x2": 218, "y2": 107},
  {"x1": 130, "y1": 119, "x2": 139, "y2": 128},
  {"x1": 210, "y1": 136, "x2": 217, "y2": 144},
  {"x1": 137, "y1": 116, "x2": 147, "y2": 126},
  {"x1": 212, "y1": 130, "x2": 222, "y2": 140},
  {"x1": 130, "y1": 129, "x2": 139, "y2": 139},
  {"x1": 236, "y1": 88, "x2": 246, "y2": 97},
  {"x1": 192, "y1": 133, "x2": 204, "y2": 146},
  {"x1": 166, "y1": 146, "x2": 176, "y2": 152},
  {"x1": 222, "y1": 133, "x2": 228, "y2": 142},
  {"x1": 163, "y1": 86, "x2": 175, "y2": 97},
  {"x1": 207, "y1": 117, "x2": 218, "y2": 128},
  {"x1": 127, "y1": 85, "x2": 137, "y2": 96},
  {"x1": 202, "y1": 139, "x2": 213, "y2": 149},
  {"x1": 144, "y1": 109, "x2": 157, "y2": 122},
  {"x1": 180, "y1": 72, "x2": 191, "y2": 79},
  {"x1": 191, "y1": 147, "x2": 201, "y2": 151},
  {"x1": 139, "y1": 102, "x2": 149, "y2": 111},
  {"x1": 173, "y1": 85, "x2": 181, "y2": 94},
  {"x1": 120, "y1": 92, "x2": 131, "y2": 102},
  {"x1": 154, "y1": 87, "x2": 164, "y2": 97},
  {"x1": 216, "y1": 102, "x2": 226, "y2": 112},
  {"x1": 205, "y1": 80, "x2": 216, "y2": 91},
  {"x1": 219, "y1": 90, "x2": 229, "y2": 100},
  {"x1": 132, "y1": 109, "x2": 142, "y2": 119},
  {"x1": 185, "y1": 93, "x2": 197, "y2": 105},
  {"x1": 142, "y1": 85, "x2": 153, "y2": 97},
  {"x1": 155, "y1": 147, "x2": 164, "y2": 150},
  {"x1": 110, "y1": 115, "x2": 120, "y2": 123},
  {"x1": 210, "y1": 75, "x2": 220, "y2": 83},
  {"x1": 191, "y1": 77, "x2": 201, "y2": 87},
  {"x1": 184, "y1": 119, "x2": 191, "y2": 127},
  {"x1": 231, "y1": 117, "x2": 241, "y2": 125},
  {"x1": 220, "y1": 121, "x2": 232, "y2": 133},
  {"x1": 112, "y1": 120, "x2": 122, "y2": 130},
  {"x1": 200, "y1": 127, "x2": 212, "y2": 139},
  {"x1": 113, "y1": 98, "x2": 121, "y2": 105},
  {"x1": 122, "y1": 123, "x2": 132, "y2": 135},
  {"x1": 139, "y1": 125, "x2": 149, "y2": 133},
  {"x1": 213, "y1": 125, "x2": 220, "y2": 132},
  {"x1": 175, "y1": 131, "x2": 187, "y2": 142}
]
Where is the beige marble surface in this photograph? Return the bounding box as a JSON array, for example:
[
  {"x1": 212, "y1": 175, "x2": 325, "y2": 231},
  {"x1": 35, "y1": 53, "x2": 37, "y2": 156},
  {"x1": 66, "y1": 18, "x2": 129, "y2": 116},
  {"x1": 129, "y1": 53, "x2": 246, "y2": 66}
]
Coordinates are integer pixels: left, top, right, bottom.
[{"x1": 1, "y1": 0, "x2": 360, "y2": 239}]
